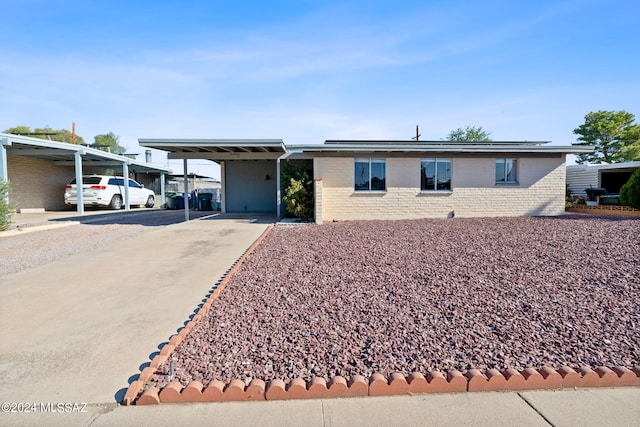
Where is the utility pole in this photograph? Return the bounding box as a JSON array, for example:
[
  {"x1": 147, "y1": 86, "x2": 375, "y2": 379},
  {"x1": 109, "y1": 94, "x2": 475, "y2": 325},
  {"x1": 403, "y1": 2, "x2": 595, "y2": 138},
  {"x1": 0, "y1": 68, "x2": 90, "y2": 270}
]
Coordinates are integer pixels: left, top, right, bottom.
[
  {"x1": 412, "y1": 125, "x2": 421, "y2": 141},
  {"x1": 70, "y1": 122, "x2": 77, "y2": 144}
]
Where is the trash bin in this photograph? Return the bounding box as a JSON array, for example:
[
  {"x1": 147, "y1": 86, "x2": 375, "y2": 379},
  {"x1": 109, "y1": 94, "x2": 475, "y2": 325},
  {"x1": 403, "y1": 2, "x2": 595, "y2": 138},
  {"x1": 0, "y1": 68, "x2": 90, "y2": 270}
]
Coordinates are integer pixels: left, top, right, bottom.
[
  {"x1": 166, "y1": 192, "x2": 191, "y2": 209},
  {"x1": 199, "y1": 193, "x2": 213, "y2": 211},
  {"x1": 166, "y1": 193, "x2": 181, "y2": 210}
]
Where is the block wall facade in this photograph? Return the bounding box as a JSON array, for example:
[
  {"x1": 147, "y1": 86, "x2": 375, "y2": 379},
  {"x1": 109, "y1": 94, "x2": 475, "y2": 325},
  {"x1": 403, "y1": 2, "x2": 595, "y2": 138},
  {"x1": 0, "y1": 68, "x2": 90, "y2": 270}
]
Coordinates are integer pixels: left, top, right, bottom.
[
  {"x1": 7, "y1": 155, "x2": 75, "y2": 211},
  {"x1": 313, "y1": 155, "x2": 566, "y2": 222}
]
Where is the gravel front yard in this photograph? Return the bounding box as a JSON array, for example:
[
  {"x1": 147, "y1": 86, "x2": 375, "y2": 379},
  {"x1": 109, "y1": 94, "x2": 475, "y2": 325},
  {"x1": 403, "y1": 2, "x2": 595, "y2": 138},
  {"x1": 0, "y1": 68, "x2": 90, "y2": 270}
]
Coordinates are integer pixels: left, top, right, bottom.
[{"x1": 150, "y1": 215, "x2": 640, "y2": 388}]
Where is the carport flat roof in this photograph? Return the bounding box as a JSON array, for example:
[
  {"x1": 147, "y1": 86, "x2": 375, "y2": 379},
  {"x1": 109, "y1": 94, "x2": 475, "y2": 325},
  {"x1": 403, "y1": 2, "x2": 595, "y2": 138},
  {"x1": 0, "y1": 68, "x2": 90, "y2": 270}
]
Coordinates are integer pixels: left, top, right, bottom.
[
  {"x1": 139, "y1": 139, "x2": 286, "y2": 160},
  {"x1": 1, "y1": 133, "x2": 171, "y2": 174}
]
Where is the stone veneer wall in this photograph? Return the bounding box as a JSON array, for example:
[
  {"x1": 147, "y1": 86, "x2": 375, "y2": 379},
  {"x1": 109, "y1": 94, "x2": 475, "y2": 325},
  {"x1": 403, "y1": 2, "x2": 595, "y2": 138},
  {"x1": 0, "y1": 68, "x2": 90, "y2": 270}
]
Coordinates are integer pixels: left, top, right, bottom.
[{"x1": 313, "y1": 154, "x2": 566, "y2": 222}]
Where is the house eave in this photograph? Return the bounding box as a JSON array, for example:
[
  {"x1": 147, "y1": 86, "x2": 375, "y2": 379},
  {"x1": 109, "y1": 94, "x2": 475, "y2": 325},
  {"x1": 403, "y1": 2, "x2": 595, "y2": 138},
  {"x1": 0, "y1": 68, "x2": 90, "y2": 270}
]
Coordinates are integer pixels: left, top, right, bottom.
[{"x1": 286, "y1": 143, "x2": 594, "y2": 155}]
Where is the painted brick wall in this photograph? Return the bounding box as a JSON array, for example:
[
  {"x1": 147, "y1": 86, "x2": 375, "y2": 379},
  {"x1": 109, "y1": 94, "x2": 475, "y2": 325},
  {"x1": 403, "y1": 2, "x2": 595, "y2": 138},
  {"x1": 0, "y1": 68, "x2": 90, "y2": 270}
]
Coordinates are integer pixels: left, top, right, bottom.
[
  {"x1": 313, "y1": 155, "x2": 566, "y2": 221},
  {"x1": 7, "y1": 155, "x2": 75, "y2": 211}
]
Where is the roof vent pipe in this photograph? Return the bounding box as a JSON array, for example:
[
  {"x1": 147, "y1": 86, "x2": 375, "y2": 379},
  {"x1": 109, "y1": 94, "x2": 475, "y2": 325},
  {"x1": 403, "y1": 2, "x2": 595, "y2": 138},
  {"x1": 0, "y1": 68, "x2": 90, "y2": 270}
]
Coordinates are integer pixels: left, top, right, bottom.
[{"x1": 145, "y1": 150, "x2": 152, "y2": 163}]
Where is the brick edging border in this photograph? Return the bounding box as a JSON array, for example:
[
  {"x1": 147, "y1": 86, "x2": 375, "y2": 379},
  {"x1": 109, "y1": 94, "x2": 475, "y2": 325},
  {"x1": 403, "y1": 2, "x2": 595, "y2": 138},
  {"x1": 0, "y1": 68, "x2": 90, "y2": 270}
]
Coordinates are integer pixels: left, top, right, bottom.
[
  {"x1": 123, "y1": 223, "x2": 640, "y2": 405},
  {"x1": 123, "y1": 223, "x2": 275, "y2": 405},
  {"x1": 131, "y1": 365, "x2": 640, "y2": 405},
  {"x1": 567, "y1": 206, "x2": 640, "y2": 217}
]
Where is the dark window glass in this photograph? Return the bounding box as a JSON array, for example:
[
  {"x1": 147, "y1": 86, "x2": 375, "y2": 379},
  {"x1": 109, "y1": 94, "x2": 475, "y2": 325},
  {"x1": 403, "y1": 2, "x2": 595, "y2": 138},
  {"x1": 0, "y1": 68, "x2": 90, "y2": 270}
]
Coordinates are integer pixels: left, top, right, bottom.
[
  {"x1": 370, "y1": 161, "x2": 386, "y2": 191},
  {"x1": 436, "y1": 159, "x2": 451, "y2": 190},
  {"x1": 421, "y1": 159, "x2": 451, "y2": 191},
  {"x1": 355, "y1": 159, "x2": 386, "y2": 191},
  {"x1": 496, "y1": 158, "x2": 517, "y2": 184},
  {"x1": 354, "y1": 160, "x2": 370, "y2": 191},
  {"x1": 496, "y1": 159, "x2": 506, "y2": 183}
]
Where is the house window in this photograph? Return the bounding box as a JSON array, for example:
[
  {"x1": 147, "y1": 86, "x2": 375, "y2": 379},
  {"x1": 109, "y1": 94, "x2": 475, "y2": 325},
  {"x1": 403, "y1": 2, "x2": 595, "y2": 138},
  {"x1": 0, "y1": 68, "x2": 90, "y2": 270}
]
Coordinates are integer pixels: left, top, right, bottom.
[
  {"x1": 496, "y1": 158, "x2": 518, "y2": 184},
  {"x1": 355, "y1": 158, "x2": 386, "y2": 191},
  {"x1": 421, "y1": 158, "x2": 452, "y2": 191}
]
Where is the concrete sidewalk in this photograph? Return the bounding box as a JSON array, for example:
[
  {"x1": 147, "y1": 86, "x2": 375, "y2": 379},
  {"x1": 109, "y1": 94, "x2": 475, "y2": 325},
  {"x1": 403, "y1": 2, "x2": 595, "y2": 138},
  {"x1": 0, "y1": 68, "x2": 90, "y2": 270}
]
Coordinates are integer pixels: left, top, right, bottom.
[
  {"x1": 1, "y1": 388, "x2": 638, "y2": 426},
  {"x1": 0, "y1": 213, "x2": 638, "y2": 426}
]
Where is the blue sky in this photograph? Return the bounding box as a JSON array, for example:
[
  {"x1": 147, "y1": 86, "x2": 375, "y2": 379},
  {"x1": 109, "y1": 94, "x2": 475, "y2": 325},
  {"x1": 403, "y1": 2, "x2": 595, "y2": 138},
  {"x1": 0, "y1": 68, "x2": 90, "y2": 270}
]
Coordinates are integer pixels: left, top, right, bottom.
[{"x1": 2, "y1": 0, "x2": 639, "y2": 177}]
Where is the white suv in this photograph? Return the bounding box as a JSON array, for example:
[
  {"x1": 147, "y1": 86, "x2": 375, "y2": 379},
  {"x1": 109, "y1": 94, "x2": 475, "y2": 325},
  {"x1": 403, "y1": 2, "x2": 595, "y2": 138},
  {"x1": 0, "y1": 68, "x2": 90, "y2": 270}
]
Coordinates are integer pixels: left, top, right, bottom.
[{"x1": 64, "y1": 175, "x2": 155, "y2": 209}]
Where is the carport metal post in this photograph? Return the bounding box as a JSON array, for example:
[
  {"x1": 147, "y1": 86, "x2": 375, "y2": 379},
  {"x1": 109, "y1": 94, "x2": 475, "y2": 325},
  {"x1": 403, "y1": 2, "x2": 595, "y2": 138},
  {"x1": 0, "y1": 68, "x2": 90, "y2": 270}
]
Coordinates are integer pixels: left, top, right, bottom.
[
  {"x1": 74, "y1": 150, "x2": 84, "y2": 215},
  {"x1": 220, "y1": 161, "x2": 226, "y2": 214},
  {"x1": 160, "y1": 172, "x2": 166, "y2": 208},
  {"x1": 122, "y1": 162, "x2": 130, "y2": 210},
  {"x1": 0, "y1": 138, "x2": 9, "y2": 212},
  {"x1": 0, "y1": 137, "x2": 9, "y2": 183},
  {"x1": 183, "y1": 159, "x2": 189, "y2": 221}
]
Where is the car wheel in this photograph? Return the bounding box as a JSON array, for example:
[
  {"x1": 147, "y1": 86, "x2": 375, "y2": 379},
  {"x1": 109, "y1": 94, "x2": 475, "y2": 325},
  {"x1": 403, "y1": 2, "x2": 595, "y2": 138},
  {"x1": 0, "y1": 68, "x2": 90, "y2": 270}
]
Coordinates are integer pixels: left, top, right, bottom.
[
  {"x1": 109, "y1": 195, "x2": 123, "y2": 210},
  {"x1": 145, "y1": 195, "x2": 155, "y2": 208}
]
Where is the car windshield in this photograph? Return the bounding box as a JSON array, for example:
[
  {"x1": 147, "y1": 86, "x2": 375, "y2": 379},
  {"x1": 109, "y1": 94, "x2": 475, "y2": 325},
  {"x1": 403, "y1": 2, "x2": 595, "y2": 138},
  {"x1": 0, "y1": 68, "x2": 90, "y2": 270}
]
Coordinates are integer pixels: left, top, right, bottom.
[{"x1": 68, "y1": 177, "x2": 102, "y2": 185}]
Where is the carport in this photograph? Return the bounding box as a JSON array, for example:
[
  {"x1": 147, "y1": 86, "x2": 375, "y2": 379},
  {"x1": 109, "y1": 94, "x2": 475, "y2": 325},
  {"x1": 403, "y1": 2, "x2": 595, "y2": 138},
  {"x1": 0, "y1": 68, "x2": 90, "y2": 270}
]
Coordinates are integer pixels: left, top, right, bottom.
[
  {"x1": 0, "y1": 133, "x2": 171, "y2": 214},
  {"x1": 139, "y1": 139, "x2": 288, "y2": 221}
]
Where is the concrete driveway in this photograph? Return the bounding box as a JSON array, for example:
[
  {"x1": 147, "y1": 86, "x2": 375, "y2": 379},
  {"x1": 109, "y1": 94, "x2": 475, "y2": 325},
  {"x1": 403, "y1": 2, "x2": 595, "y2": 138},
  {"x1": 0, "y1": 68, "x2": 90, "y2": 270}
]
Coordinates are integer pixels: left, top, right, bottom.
[{"x1": 0, "y1": 213, "x2": 273, "y2": 404}]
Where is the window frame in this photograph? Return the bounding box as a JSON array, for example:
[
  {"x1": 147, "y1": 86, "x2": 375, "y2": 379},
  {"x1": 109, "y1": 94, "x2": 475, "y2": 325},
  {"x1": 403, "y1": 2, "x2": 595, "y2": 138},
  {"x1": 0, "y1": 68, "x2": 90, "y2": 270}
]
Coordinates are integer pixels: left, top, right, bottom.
[
  {"x1": 420, "y1": 157, "x2": 452, "y2": 192},
  {"x1": 495, "y1": 158, "x2": 518, "y2": 185},
  {"x1": 354, "y1": 157, "x2": 386, "y2": 192}
]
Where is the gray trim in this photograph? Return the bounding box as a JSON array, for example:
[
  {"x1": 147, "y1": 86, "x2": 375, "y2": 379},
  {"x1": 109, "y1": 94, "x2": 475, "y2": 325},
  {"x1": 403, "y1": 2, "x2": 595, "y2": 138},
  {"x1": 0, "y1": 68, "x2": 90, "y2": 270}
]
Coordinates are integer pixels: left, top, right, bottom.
[
  {"x1": 139, "y1": 138, "x2": 284, "y2": 145},
  {"x1": 566, "y1": 161, "x2": 640, "y2": 172},
  {"x1": 168, "y1": 152, "x2": 284, "y2": 160},
  {"x1": 287, "y1": 142, "x2": 593, "y2": 155}
]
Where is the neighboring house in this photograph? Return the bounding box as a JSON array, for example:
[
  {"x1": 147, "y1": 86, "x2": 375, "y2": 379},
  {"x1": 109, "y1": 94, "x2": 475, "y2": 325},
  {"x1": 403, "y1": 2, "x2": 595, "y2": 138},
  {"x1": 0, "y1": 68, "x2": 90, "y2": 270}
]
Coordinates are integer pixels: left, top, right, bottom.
[
  {"x1": 0, "y1": 133, "x2": 170, "y2": 214},
  {"x1": 566, "y1": 161, "x2": 640, "y2": 197},
  {"x1": 165, "y1": 173, "x2": 221, "y2": 193},
  {"x1": 140, "y1": 139, "x2": 592, "y2": 223}
]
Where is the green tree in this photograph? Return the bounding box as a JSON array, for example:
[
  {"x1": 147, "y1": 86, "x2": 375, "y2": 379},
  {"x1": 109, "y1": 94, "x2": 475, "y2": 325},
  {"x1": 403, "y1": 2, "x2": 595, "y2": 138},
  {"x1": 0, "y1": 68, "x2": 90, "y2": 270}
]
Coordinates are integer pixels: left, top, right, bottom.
[
  {"x1": 3, "y1": 125, "x2": 85, "y2": 145},
  {"x1": 92, "y1": 132, "x2": 126, "y2": 154},
  {"x1": 281, "y1": 160, "x2": 314, "y2": 220},
  {"x1": 4, "y1": 125, "x2": 31, "y2": 135},
  {"x1": 620, "y1": 140, "x2": 640, "y2": 161},
  {"x1": 446, "y1": 125, "x2": 492, "y2": 141},
  {"x1": 618, "y1": 169, "x2": 640, "y2": 210},
  {"x1": 573, "y1": 110, "x2": 640, "y2": 164}
]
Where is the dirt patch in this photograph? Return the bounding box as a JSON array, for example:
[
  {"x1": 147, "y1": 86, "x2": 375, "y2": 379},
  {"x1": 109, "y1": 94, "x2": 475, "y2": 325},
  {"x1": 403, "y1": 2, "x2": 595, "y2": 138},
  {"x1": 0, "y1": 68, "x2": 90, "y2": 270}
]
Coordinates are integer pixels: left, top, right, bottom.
[{"x1": 149, "y1": 215, "x2": 640, "y2": 388}]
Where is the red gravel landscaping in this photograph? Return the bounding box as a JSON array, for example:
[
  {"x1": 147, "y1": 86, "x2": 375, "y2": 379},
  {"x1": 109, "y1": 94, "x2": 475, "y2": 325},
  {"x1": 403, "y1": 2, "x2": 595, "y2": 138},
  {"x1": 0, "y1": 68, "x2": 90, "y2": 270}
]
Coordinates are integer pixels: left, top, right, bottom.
[{"x1": 149, "y1": 215, "x2": 640, "y2": 388}]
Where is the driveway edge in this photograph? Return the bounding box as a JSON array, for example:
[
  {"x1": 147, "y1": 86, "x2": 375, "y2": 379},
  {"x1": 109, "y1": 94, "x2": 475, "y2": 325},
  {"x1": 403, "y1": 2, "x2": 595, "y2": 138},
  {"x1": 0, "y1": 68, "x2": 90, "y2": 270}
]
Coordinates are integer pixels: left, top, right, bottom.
[{"x1": 123, "y1": 223, "x2": 275, "y2": 405}]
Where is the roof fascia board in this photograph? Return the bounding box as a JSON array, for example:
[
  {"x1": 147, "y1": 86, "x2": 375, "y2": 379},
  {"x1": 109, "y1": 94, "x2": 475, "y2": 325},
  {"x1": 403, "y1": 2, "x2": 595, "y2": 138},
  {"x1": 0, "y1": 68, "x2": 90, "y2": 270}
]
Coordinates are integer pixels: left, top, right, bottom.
[
  {"x1": 139, "y1": 138, "x2": 284, "y2": 146},
  {"x1": 1, "y1": 133, "x2": 83, "y2": 152},
  {"x1": 168, "y1": 152, "x2": 284, "y2": 160},
  {"x1": 567, "y1": 161, "x2": 640, "y2": 170},
  {"x1": 324, "y1": 139, "x2": 549, "y2": 145},
  {"x1": 0, "y1": 133, "x2": 171, "y2": 173},
  {"x1": 286, "y1": 144, "x2": 593, "y2": 154},
  {"x1": 2, "y1": 133, "x2": 131, "y2": 161}
]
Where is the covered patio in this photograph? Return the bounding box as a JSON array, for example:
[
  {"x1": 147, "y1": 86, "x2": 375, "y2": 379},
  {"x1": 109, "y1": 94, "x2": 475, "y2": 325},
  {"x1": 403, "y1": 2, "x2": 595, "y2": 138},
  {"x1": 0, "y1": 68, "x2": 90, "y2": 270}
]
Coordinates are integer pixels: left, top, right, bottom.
[{"x1": 139, "y1": 139, "x2": 289, "y2": 220}]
